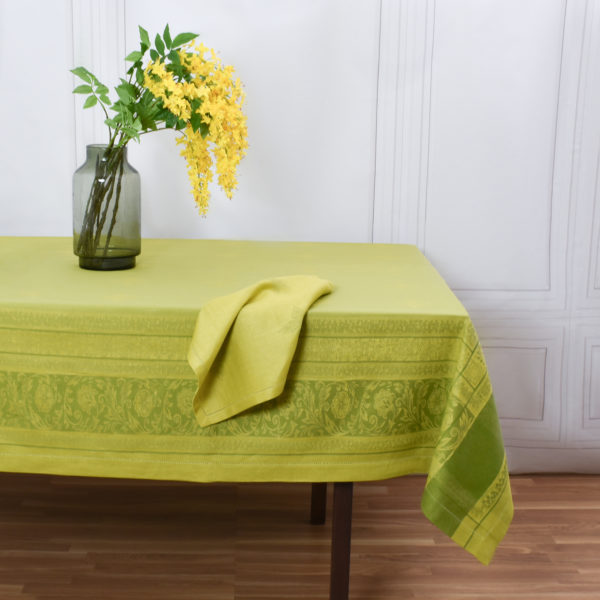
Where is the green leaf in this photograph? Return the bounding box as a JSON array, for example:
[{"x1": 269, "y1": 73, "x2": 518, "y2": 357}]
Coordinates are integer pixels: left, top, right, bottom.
[
  {"x1": 136, "y1": 68, "x2": 145, "y2": 85},
  {"x1": 73, "y1": 84, "x2": 93, "y2": 94},
  {"x1": 155, "y1": 33, "x2": 165, "y2": 56},
  {"x1": 83, "y1": 95, "x2": 98, "y2": 109},
  {"x1": 125, "y1": 50, "x2": 143, "y2": 62},
  {"x1": 105, "y1": 117, "x2": 119, "y2": 129},
  {"x1": 95, "y1": 84, "x2": 109, "y2": 95},
  {"x1": 163, "y1": 24, "x2": 172, "y2": 49},
  {"x1": 190, "y1": 112, "x2": 203, "y2": 133},
  {"x1": 150, "y1": 49, "x2": 159, "y2": 62},
  {"x1": 71, "y1": 66, "x2": 92, "y2": 83},
  {"x1": 135, "y1": 100, "x2": 158, "y2": 130},
  {"x1": 108, "y1": 102, "x2": 123, "y2": 117},
  {"x1": 199, "y1": 121, "x2": 210, "y2": 138},
  {"x1": 99, "y1": 94, "x2": 111, "y2": 105},
  {"x1": 120, "y1": 79, "x2": 137, "y2": 96},
  {"x1": 140, "y1": 88, "x2": 155, "y2": 103},
  {"x1": 167, "y1": 50, "x2": 180, "y2": 65},
  {"x1": 123, "y1": 125, "x2": 140, "y2": 140},
  {"x1": 175, "y1": 65, "x2": 189, "y2": 79},
  {"x1": 116, "y1": 80, "x2": 138, "y2": 105},
  {"x1": 172, "y1": 32, "x2": 198, "y2": 48},
  {"x1": 118, "y1": 107, "x2": 133, "y2": 125},
  {"x1": 155, "y1": 106, "x2": 170, "y2": 118},
  {"x1": 139, "y1": 26, "x2": 151, "y2": 49},
  {"x1": 164, "y1": 111, "x2": 178, "y2": 128},
  {"x1": 116, "y1": 84, "x2": 133, "y2": 104}
]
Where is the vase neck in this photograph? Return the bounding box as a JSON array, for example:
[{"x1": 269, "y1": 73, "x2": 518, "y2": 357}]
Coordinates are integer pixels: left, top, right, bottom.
[{"x1": 86, "y1": 144, "x2": 127, "y2": 162}]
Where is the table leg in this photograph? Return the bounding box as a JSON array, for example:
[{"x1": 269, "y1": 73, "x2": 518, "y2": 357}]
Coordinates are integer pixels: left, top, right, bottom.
[
  {"x1": 310, "y1": 483, "x2": 327, "y2": 525},
  {"x1": 329, "y1": 482, "x2": 353, "y2": 600}
]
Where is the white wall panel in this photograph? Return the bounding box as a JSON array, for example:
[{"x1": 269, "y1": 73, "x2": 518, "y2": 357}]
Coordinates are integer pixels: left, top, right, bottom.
[
  {"x1": 477, "y1": 323, "x2": 565, "y2": 444},
  {"x1": 592, "y1": 198, "x2": 600, "y2": 294},
  {"x1": 569, "y1": 0, "x2": 600, "y2": 311},
  {"x1": 589, "y1": 344, "x2": 600, "y2": 420},
  {"x1": 0, "y1": 0, "x2": 75, "y2": 235},
  {"x1": 569, "y1": 325, "x2": 600, "y2": 445},
  {"x1": 424, "y1": 0, "x2": 565, "y2": 292},
  {"x1": 485, "y1": 347, "x2": 546, "y2": 421},
  {"x1": 596, "y1": 245, "x2": 600, "y2": 290},
  {"x1": 123, "y1": 0, "x2": 380, "y2": 242}
]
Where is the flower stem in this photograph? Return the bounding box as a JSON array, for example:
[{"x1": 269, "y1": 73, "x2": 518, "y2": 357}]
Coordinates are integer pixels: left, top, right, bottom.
[
  {"x1": 76, "y1": 133, "x2": 125, "y2": 257},
  {"x1": 101, "y1": 154, "x2": 125, "y2": 256}
]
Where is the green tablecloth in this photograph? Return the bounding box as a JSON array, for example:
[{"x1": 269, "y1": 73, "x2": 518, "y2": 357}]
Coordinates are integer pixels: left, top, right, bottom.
[{"x1": 0, "y1": 237, "x2": 512, "y2": 564}]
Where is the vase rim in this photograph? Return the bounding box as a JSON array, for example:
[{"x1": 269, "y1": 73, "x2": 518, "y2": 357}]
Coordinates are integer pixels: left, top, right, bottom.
[{"x1": 85, "y1": 143, "x2": 128, "y2": 156}]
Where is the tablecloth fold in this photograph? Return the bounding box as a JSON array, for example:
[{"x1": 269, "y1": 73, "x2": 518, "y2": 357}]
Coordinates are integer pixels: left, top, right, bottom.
[{"x1": 187, "y1": 275, "x2": 333, "y2": 426}]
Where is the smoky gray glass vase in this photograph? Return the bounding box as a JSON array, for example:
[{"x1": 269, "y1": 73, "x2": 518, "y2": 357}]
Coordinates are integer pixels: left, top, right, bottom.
[{"x1": 73, "y1": 144, "x2": 141, "y2": 270}]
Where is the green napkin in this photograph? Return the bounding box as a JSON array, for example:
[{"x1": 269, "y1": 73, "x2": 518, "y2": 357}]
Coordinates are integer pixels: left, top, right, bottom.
[{"x1": 188, "y1": 275, "x2": 333, "y2": 426}]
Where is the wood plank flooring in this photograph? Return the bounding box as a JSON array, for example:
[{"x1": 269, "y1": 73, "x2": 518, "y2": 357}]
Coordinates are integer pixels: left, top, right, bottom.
[{"x1": 0, "y1": 473, "x2": 599, "y2": 599}]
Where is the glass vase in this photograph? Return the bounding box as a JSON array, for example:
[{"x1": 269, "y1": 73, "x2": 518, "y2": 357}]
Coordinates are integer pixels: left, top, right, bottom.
[{"x1": 73, "y1": 144, "x2": 141, "y2": 270}]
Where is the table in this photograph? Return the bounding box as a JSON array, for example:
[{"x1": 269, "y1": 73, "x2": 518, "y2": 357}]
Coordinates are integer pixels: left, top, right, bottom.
[{"x1": 0, "y1": 237, "x2": 513, "y2": 598}]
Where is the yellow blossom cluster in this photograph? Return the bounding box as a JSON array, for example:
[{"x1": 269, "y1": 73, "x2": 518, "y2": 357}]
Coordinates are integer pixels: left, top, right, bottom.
[{"x1": 144, "y1": 42, "x2": 248, "y2": 214}]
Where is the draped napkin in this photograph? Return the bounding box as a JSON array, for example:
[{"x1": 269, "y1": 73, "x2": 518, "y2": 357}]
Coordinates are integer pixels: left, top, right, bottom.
[{"x1": 187, "y1": 276, "x2": 333, "y2": 426}]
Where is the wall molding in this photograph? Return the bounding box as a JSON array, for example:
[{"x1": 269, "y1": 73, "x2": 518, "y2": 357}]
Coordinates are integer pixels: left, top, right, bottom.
[
  {"x1": 71, "y1": 0, "x2": 126, "y2": 165},
  {"x1": 372, "y1": 0, "x2": 434, "y2": 246},
  {"x1": 506, "y1": 446, "x2": 600, "y2": 473}
]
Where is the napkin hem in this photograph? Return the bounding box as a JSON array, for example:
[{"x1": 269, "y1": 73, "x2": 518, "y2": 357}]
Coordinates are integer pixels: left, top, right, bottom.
[{"x1": 197, "y1": 382, "x2": 285, "y2": 427}]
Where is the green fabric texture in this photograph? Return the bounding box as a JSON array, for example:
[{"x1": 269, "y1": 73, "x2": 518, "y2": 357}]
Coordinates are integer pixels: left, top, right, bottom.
[
  {"x1": 188, "y1": 276, "x2": 333, "y2": 426},
  {"x1": 0, "y1": 237, "x2": 513, "y2": 564}
]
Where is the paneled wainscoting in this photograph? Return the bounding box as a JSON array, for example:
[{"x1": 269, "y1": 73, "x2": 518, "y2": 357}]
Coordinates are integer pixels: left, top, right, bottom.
[{"x1": 0, "y1": 473, "x2": 598, "y2": 599}]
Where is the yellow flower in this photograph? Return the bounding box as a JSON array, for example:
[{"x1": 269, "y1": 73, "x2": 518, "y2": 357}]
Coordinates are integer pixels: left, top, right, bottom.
[
  {"x1": 144, "y1": 41, "x2": 248, "y2": 214},
  {"x1": 176, "y1": 126, "x2": 213, "y2": 214}
]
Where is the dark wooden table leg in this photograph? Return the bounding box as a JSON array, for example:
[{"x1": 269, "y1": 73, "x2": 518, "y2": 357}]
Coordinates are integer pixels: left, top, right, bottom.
[
  {"x1": 310, "y1": 483, "x2": 327, "y2": 525},
  {"x1": 329, "y1": 482, "x2": 353, "y2": 600}
]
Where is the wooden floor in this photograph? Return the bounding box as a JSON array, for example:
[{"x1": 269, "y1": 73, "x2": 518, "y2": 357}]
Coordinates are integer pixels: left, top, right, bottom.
[{"x1": 0, "y1": 473, "x2": 599, "y2": 599}]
